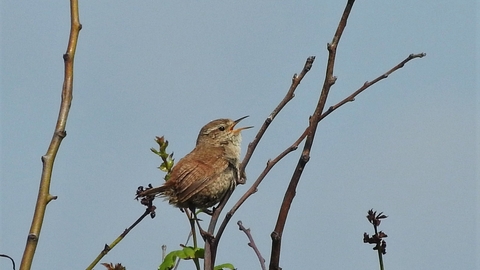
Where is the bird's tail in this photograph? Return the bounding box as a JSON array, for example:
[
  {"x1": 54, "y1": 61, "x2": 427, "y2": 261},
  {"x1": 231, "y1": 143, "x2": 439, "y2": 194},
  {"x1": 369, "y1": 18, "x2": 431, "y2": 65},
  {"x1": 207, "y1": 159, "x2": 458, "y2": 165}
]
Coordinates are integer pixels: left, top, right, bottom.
[{"x1": 136, "y1": 185, "x2": 167, "y2": 199}]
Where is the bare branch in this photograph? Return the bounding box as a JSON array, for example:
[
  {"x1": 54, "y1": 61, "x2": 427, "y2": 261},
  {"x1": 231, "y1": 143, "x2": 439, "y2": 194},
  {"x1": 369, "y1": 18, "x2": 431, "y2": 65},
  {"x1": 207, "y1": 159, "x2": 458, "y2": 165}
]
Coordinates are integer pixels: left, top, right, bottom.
[
  {"x1": 321, "y1": 53, "x2": 426, "y2": 120},
  {"x1": 269, "y1": 1, "x2": 355, "y2": 269},
  {"x1": 237, "y1": 221, "x2": 266, "y2": 270},
  {"x1": 20, "y1": 1, "x2": 81, "y2": 269}
]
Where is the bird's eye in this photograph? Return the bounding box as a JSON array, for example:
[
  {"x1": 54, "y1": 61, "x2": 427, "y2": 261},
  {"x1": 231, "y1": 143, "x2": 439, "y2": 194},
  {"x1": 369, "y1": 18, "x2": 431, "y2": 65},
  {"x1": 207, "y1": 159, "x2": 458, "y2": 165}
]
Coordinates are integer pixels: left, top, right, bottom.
[{"x1": 218, "y1": 126, "x2": 225, "y2": 131}]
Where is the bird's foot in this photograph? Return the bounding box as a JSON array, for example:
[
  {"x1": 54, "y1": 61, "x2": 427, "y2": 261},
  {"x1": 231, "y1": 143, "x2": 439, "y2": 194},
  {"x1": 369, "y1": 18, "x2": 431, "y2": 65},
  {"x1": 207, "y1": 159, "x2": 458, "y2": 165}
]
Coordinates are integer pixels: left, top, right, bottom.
[{"x1": 202, "y1": 208, "x2": 215, "y2": 216}]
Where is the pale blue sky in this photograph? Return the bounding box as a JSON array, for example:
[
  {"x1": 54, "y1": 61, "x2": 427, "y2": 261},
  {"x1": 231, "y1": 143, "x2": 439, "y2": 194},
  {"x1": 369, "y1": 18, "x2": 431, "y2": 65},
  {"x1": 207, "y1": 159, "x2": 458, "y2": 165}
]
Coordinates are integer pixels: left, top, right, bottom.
[{"x1": 1, "y1": 1, "x2": 478, "y2": 269}]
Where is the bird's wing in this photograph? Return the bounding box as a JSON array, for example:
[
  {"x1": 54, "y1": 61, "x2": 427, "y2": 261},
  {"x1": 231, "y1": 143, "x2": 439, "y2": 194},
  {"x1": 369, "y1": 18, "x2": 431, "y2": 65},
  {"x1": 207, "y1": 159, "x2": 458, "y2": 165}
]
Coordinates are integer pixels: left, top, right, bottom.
[{"x1": 172, "y1": 147, "x2": 231, "y2": 205}]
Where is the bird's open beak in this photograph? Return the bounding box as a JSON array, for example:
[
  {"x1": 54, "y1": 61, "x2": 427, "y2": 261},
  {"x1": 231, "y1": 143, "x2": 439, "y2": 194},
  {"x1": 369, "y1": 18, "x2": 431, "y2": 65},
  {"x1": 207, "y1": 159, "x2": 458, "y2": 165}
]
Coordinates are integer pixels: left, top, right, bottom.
[{"x1": 231, "y1": 115, "x2": 253, "y2": 133}]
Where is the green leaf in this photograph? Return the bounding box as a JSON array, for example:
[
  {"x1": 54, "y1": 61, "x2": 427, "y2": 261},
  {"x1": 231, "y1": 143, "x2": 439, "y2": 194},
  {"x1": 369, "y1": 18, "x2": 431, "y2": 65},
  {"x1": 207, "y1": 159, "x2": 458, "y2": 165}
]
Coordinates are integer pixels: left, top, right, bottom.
[
  {"x1": 177, "y1": 246, "x2": 204, "y2": 260},
  {"x1": 158, "y1": 250, "x2": 178, "y2": 270},
  {"x1": 167, "y1": 159, "x2": 174, "y2": 170},
  {"x1": 214, "y1": 263, "x2": 235, "y2": 270},
  {"x1": 194, "y1": 248, "x2": 205, "y2": 259},
  {"x1": 158, "y1": 247, "x2": 207, "y2": 270},
  {"x1": 180, "y1": 246, "x2": 195, "y2": 259},
  {"x1": 159, "y1": 163, "x2": 169, "y2": 172}
]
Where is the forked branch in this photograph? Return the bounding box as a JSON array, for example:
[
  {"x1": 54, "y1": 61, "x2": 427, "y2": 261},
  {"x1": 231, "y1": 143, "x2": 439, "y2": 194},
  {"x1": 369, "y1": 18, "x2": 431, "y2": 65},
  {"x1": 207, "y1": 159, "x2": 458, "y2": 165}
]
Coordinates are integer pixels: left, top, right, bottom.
[
  {"x1": 237, "y1": 221, "x2": 266, "y2": 270},
  {"x1": 203, "y1": 57, "x2": 316, "y2": 269},
  {"x1": 269, "y1": 1, "x2": 354, "y2": 269},
  {"x1": 269, "y1": 2, "x2": 427, "y2": 270}
]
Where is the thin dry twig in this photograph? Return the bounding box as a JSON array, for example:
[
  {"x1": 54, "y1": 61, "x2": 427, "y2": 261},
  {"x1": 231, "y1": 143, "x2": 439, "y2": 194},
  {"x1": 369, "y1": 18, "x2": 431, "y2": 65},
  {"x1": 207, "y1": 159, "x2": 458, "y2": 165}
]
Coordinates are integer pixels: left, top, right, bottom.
[
  {"x1": 237, "y1": 221, "x2": 266, "y2": 270},
  {"x1": 213, "y1": 125, "x2": 309, "y2": 245},
  {"x1": 20, "y1": 1, "x2": 81, "y2": 269},
  {"x1": 321, "y1": 53, "x2": 426, "y2": 120},
  {"x1": 86, "y1": 206, "x2": 156, "y2": 270}
]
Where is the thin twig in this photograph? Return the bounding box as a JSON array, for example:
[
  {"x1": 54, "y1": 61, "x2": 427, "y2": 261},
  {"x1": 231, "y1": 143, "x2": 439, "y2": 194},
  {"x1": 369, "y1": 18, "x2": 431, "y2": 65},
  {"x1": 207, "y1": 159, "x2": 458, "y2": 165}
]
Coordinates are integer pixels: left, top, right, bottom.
[
  {"x1": 172, "y1": 231, "x2": 194, "y2": 270},
  {"x1": 237, "y1": 221, "x2": 266, "y2": 270},
  {"x1": 86, "y1": 207, "x2": 155, "y2": 270},
  {"x1": 321, "y1": 53, "x2": 426, "y2": 120},
  {"x1": 214, "y1": 127, "x2": 309, "y2": 244},
  {"x1": 186, "y1": 210, "x2": 201, "y2": 270},
  {"x1": 20, "y1": 1, "x2": 81, "y2": 269},
  {"x1": 162, "y1": 245, "x2": 167, "y2": 261}
]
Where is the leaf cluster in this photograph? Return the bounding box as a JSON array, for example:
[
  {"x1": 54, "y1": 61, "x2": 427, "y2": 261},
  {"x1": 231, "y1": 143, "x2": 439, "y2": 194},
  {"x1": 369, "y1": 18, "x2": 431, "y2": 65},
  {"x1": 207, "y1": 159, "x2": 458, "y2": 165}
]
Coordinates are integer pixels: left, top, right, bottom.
[
  {"x1": 150, "y1": 136, "x2": 175, "y2": 180},
  {"x1": 159, "y1": 246, "x2": 234, "y2": 270}
]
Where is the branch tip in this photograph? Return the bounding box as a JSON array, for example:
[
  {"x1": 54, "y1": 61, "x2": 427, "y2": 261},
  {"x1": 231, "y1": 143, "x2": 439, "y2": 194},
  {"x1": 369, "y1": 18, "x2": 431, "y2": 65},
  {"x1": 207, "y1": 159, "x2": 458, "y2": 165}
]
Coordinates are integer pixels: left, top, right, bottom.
[
  {"x1": 56, "y1": 130, "x2": 67, "y2": 138},
  {"x1": 47, "y1": 195, "x2": 58, "y2": 203},
  {"x1": 304, "y1": 56, "x2": 315, "y2": 71},
  {"x1": 330, "y1": 76, "x2": 337, "y2": 85},
  {"x1": 410, "y1": 52, "x2": 426, "y2": 58}
]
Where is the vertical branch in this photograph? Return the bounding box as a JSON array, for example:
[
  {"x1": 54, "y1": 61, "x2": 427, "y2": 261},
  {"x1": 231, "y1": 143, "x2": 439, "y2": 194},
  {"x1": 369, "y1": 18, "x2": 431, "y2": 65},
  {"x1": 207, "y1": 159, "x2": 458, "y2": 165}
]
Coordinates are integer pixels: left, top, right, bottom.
[
  {"x1": 269, "y1": 1, "x2": 355, "y2": 269},
  {"x1": 20, "y1": 1, "x2": 81, "y2": 269}
]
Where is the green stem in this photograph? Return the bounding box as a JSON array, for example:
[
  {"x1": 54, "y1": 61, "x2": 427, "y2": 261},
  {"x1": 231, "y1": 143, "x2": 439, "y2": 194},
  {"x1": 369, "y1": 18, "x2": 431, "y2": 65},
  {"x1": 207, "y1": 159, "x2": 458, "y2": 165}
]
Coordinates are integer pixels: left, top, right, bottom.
[
  {"x1": 188, "y1": 209, "x2": 201, "y2": 270},
  {"x1": 373, "y1": 225, "x2": 384, "y2": 270}
]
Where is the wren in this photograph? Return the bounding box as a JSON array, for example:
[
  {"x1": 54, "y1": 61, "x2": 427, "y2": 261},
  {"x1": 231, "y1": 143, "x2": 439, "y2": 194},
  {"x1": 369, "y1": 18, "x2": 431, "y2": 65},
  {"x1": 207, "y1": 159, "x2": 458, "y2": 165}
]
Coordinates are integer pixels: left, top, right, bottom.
[{"x1": 138, "y1": 116, "x2": 252, "y2": 211}]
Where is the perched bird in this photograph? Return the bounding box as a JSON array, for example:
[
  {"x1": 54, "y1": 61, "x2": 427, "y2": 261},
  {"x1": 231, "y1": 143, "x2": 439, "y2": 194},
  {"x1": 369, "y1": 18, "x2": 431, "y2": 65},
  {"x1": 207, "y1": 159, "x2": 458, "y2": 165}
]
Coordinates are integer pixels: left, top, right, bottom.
[{"x1": 138, "y1": 116, "x2": 252, "y2": 211}]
